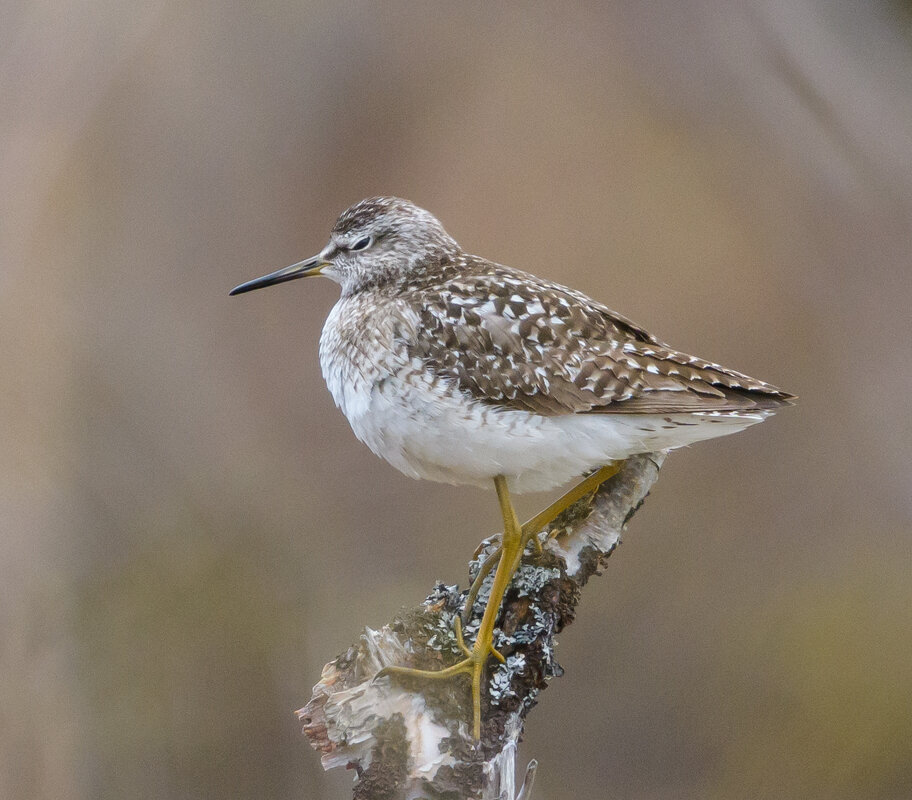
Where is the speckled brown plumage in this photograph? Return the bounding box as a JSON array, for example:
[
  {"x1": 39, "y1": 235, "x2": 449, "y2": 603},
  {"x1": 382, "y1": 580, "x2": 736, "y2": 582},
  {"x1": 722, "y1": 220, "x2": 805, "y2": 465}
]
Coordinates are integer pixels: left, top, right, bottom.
[{"x1": 400, "y1": 255, "x2": 793, "y2": 417}]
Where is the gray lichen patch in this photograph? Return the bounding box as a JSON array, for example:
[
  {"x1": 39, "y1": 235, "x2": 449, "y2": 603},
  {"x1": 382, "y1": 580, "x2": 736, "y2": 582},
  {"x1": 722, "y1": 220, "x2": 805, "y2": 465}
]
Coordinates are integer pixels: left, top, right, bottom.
[
  {"x1": 389, "y1": 585, "x2": 467, "y2": 667},
  {"x1": 488, "y1": 654, "x2": 527, "y2": 706}
]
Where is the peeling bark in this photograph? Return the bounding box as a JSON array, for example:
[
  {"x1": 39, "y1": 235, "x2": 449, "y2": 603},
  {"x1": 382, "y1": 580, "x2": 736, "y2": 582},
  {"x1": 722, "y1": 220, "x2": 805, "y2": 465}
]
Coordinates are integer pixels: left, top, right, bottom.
[{"x1": 298, "y1": 454, "x2": 664, "y2": 799}]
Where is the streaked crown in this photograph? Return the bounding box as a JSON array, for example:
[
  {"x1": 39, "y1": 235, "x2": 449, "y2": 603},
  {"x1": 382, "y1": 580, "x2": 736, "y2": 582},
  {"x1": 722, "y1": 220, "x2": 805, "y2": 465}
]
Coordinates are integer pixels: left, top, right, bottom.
[{"x1": 324, "y1": 197, "x2": 459, "y2": 294}]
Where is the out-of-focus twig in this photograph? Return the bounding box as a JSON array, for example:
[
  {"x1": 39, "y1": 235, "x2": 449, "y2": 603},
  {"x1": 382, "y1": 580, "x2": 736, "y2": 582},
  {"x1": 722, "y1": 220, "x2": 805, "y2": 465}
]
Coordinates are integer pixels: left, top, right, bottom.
[{"x1": 297, "y1": 453, "x2": 664, "y2": 799}]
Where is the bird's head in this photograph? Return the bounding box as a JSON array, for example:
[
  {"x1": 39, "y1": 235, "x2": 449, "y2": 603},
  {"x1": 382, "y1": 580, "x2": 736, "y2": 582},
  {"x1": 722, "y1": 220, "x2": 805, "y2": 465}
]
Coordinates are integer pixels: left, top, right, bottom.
[{"x1": 229, "y1": 197, "x2": 459, "y2": 297}]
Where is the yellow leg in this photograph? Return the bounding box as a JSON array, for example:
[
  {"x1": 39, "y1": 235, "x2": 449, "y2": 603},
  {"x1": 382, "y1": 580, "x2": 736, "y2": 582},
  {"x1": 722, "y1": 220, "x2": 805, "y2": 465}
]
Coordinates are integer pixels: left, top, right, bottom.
[
  {"x1": 520, "y1": 462, "x2": 622, "y2": 546},
  {"x1": 377, "y1": 475, "x2": 525, "y2": 740},
  {"x1": 462, "y1": 462, "x2": 623, "y2": 621}
]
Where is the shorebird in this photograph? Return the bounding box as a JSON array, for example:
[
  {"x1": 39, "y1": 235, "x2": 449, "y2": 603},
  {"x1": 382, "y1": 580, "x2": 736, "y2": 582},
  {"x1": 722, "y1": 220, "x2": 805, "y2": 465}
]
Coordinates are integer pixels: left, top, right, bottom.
[{"x1": 230, "y1": 197, "x2": 793, "y2": 739}]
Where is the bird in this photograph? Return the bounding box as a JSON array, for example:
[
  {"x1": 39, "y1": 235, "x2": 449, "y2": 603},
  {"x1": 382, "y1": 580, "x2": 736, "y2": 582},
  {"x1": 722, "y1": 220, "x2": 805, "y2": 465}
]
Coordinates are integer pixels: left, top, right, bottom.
[{"x1": 229, "y1": 196, "x2": 794, "y2": 739}]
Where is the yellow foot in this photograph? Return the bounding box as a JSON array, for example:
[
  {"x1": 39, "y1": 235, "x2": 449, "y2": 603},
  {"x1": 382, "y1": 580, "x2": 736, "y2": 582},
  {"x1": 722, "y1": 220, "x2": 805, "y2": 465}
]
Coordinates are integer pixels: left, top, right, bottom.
[{"x1": 375, "y1": 618, "x2": 504, "y2": 740}]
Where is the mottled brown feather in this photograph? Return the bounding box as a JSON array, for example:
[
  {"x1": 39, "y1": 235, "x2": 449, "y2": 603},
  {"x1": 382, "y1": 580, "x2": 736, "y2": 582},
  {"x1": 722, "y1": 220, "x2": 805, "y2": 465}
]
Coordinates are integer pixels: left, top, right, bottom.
[{"x1": 402, "y1": 256, "x2": 794, "y2": 416}]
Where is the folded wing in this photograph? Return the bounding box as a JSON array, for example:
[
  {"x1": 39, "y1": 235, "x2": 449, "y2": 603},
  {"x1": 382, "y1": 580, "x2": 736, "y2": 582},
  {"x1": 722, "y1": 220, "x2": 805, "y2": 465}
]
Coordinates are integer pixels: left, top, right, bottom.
[{"x1": 407, "y1": 260, "x2": 795, "y2": 416}]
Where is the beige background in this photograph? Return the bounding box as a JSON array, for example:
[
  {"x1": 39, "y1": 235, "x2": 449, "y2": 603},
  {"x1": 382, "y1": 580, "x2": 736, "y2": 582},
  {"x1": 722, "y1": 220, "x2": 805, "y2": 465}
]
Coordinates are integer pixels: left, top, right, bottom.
[{"x1": 2, "y1": 2, "x2": 911, "y2": 799}]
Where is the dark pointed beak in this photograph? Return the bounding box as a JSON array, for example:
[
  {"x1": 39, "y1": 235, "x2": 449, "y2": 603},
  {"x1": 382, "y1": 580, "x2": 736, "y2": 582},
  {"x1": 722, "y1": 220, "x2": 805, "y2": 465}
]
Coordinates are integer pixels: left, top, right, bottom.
[{"x1": 229, "y1": 255, "x2": 328, "y2": 296}]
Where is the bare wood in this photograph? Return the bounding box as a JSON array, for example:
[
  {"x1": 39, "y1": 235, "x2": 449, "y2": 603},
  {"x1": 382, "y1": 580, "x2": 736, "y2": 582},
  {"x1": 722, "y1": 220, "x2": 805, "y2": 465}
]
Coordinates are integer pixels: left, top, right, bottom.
[{"x1": 297, "y1": 453, "x2": 664, "y2": 800}]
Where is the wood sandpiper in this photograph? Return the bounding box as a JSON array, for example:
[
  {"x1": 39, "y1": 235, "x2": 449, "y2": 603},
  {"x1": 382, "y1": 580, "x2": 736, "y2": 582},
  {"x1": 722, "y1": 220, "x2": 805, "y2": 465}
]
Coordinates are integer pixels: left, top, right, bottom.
[{"x1": 230, "y1": 196, "x2": 794, "y2": 739}]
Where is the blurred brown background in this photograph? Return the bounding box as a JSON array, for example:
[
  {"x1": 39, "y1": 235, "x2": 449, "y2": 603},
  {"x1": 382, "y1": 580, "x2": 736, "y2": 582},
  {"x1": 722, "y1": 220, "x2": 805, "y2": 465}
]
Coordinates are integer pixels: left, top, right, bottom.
[{"x1": 2, "y1": 2, "x2": 911, "y2": 798}]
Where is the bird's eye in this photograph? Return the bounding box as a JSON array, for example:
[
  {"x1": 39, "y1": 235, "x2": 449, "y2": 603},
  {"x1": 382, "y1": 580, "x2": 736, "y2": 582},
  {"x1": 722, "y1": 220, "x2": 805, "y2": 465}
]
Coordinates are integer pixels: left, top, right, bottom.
[{"x1": 350, "y1": 236, "x2": 372, "y2": 251}]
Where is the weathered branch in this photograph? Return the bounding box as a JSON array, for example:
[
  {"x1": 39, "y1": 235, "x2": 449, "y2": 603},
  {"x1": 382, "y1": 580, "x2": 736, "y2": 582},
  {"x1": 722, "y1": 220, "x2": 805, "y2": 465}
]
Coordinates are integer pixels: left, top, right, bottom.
[{"x1": 298, "y1": 453, "x2": 664, "y2": 799}]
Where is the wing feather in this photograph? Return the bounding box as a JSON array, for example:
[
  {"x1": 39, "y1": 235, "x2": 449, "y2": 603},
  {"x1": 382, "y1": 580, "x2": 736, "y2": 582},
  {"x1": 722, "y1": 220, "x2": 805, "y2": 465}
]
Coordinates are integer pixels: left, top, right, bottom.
[{"x1": 404, "y1": 260, "x2": 794, "y2": 416}]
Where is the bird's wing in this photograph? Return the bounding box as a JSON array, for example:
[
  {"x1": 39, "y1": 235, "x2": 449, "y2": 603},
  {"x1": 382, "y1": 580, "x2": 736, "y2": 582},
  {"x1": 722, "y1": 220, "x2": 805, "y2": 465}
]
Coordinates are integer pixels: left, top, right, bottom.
[{"x1": 406, "y1": 264, "x2": 794, "y2": 416}]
